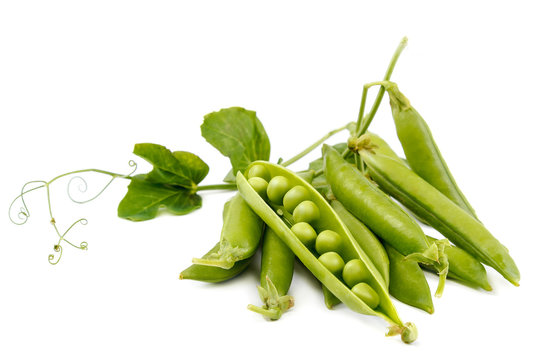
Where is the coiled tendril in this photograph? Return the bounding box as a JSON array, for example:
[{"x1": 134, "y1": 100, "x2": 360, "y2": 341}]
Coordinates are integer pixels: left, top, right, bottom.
[{"x1": 8, "y1": 161, "x2": 137, "y2": 265}]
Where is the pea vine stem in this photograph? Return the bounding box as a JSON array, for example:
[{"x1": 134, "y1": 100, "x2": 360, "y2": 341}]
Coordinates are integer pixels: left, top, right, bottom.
[
  {"x1": 280, "y1": 122, "x2": 354, "y2": 168},
  {"x1": 197, "y1": 183, "x2": 237, "y2": 191},
  {"x1": 345, "y1": 36, "x2": 408, "y2": 162}
]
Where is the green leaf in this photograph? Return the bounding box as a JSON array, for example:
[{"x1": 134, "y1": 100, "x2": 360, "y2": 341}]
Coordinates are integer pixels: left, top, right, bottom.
[
  {"x1": 201, "y1": 107, "x2": 271, "y2": 174},
  {"x1": 118, "y1": 175, "x2": 202, "y2": 221},
  {"x1": 134, "y1": 144, "x2": 209, "y2": 188}
]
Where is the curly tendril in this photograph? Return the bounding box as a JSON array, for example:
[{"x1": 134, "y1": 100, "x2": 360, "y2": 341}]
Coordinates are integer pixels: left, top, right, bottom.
[
  {"x1": 68, "y1": 160, "x2": 137, "y2": 204},
  {"x1": 8, "y1": 161, "x2": 137, "y2": 265}
]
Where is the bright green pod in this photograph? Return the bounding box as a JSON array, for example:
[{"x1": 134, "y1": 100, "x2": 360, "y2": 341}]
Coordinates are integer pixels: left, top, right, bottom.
[
  {"x1": 179, "y1": 242, "x2": 254, "y2": 283},
  {"x1": 385, "y1": 243, "x2": 434, "y2": 314},
  {"x1": 248, "y1": 228, "x2": 295, "y2": 320},
  {"x1": 237, "y1": 161, "x2": 416, "y2": 344},
  {"x1": 366, "y1": 132, "x2": 403, "y2": 162},
  {"x1": 323, "y1": 145, "x2": 448, "y2": 296},
  {"x1": 426, "y1": 236, "x2": 492, "y2": 291},
  {"x1": 324, "y1": 145, "x2": 427, "y2": 255},
  {"x1": 381, "y1": 81, "x2": 479, "y2": 220},
  {"x1": 324, "y1": 145, "x2": 448, "y2": 297},
  {"x1": 192, "y1": 193, "x2": 263, "y2": 269},
  {"x1": 330, "y1": 200, "x2": 390, "y2": 287},
  {"x1": 180, "y1": 200, "x2": 255, "y2": 282},
  {"x1": 361, "y1": 149, "x2": 520, "y2": 286}
]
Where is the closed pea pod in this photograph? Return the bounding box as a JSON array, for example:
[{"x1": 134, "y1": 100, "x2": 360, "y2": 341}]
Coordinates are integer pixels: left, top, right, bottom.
[
  {"x1": 248, "y1": 228, "x2": 295, "y2": 320},
  {"x1": 192, "y1": 193, "x2": 263, "y2": 269},
  {"x1": 323, "y1": 145, "x2": 448, "y2": 296},
  {"x1": 237, "y1": 161, "x2": 416, "y2": 343},
  {"x1": 360, "y1": 148, "x2": 520, "y2": 286},
  {"x1": 385, "y1": 243, "x2": 434, "y2": 314},
  {"x1": 352, "y1": 134, "x2": 492, "y2": 290},
  {"x1": 180, "y1": 242, "x2": 254, "y2": 283},
  {"x1": 180, "y1": 200, "x2": 256, "y2": 282},
  {"x1": 425, "y1": 235, "x2": 492, "y2": 291},
  {"x1": 375, "y1": 81, "x2": 479, "y2": 220}
]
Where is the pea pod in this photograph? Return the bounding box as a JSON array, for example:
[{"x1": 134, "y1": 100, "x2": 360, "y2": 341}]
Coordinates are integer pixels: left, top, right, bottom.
[
  {"x1": 248, "y1": 228, "x2": 295, "y2": 320},
  {"x1": 360, "y1": 148, "x2": 520, "y2": 286},
  {"x1": 180, "y1": 199, "x2": 256, "y2": 282},
  {"x1": 323, "y1": 144, "x2": 448, "y2": 297},
  {"x1": 425, "y1": 236, "x2": 492, "y2": 291},
  {"x1": 353, "y1": 134, "x2": 492, "y2": 291},
  {"x1": 378, "y1": 81, "x2": 479, "y2": 220},
  {"x1": 192, "y1": 193, "x2": 263, "y2": 269},
  {"x1": 237, "y1": 161, "x2": 416, "y2": 343},
  {"x1": 366, "y1": 132, "x2": 403, "y2": 162},
  {"x1": 179, "y1": 242, "x2": 254, "y2": 282},
  {"x1": 385, "y1": 243, "x2": 434, "y2": 314}
]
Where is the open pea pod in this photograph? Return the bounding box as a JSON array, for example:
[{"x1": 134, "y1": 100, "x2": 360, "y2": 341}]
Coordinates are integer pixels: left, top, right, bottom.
[{"x1": 237, "y1": 161, "x2": 416, "y2": 344}]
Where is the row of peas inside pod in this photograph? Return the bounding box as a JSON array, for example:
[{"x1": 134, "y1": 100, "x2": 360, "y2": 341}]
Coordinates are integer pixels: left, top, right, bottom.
[
  {"x1": 238, "y1": 162, "x2": 417, "y2": 344},
  {"x1": 248, "y1": 164, "x2": 381, "y2": 309}
]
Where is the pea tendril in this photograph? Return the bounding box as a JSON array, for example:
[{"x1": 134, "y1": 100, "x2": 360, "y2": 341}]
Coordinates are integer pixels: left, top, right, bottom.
[{"x1": 8, "y1": 161, "x2": 138, "y2": 264}]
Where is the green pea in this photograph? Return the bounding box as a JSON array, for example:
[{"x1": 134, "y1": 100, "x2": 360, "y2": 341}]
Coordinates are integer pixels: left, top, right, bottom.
[
  {"x1": 267, "y1": 176, "x2": 291, "y2": 204},
  {"x1": 291, "y1": 222, "x2": 317, "y2": 248},
  {"x1": 248, "y1": 177, "x2": 269, "y2": 200},
  {"x1": 351, "y1": 282, "x2": 380, "y2": 309},
  {"x1": 315, "y1": 230, "x2": 342, "y2": 254},
  {"x1": 247, "y1": 164, "x2": 271, "y2": 182},
  {"x1": 283, "y1": 185, "x2": 310, "y2": 213},
  {"x1": 342, "y1": 259, "x2": 370, "y2": 288},
  {"x1": 318, "y1": 252, "x2": 345, "y2": 276},
  {"x1": 293, "y1": 200, "x2": 320, "y2": 224}
]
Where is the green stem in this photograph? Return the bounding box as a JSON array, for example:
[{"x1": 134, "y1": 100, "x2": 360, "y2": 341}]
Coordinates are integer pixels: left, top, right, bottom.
[
  {"x1": 48, "y1": 168, "x2": 134, "y2": 184},
  {"x1": 357, "y1": 36, "x2": 408, "y2": 137},
  {"x1": 343, "y1": 36, "x2": 408, "y2": 160},
  {"x1": 280, "y1": 122, "x2": 354, "y2": 168},
  {"x1": 197, "y1": 183, "x2": 237, "y2": 191}
]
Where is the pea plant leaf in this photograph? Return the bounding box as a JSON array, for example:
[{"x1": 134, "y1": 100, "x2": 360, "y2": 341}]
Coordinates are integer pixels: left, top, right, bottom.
[
  {"x1": 134, "y1": 144, "x2": 209, "y2": 188},
  {"x1": 117, "y1": 175, "x2": 202, "y2": 221},
  {"x1": 201, "y1": 107, "x2": 271, "y2": 177},
  {"x1": 118, "y1": 144, "x2": 209, "y2": 221}
]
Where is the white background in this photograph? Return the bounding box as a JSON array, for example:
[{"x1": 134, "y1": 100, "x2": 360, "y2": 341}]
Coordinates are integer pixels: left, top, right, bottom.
[{"x1": 1, "y1": 1, "x2": 539, "y2": 358}]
